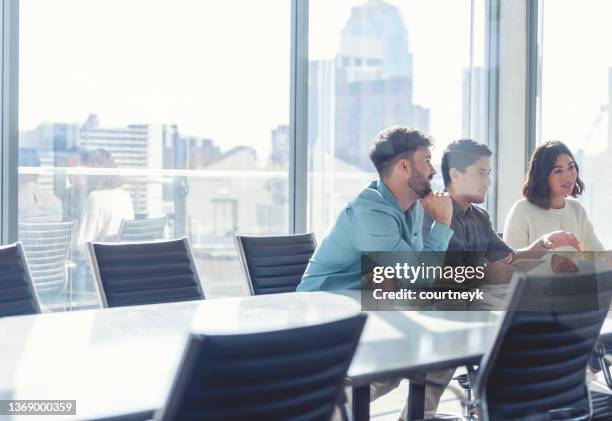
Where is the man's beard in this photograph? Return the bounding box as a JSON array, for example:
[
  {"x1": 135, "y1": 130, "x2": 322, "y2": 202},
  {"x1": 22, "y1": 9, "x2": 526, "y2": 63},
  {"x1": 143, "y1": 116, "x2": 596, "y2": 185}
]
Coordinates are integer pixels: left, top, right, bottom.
[{"x1": 408, "y1": 172, "x2": 432, "y2": 198}]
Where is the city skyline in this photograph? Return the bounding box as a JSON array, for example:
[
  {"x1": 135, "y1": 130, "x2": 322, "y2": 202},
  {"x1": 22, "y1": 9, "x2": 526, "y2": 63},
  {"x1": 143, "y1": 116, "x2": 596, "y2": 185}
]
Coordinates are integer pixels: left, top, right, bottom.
[
  {"x1": 20, "y1": 0, "x2": 476, "y2": 163},
  {"x1": 12, "y1": 0, "x2": 612, "y2": 310},
  {"x1": 20, "y1": 0, "x2": 612, "y2": 162}
]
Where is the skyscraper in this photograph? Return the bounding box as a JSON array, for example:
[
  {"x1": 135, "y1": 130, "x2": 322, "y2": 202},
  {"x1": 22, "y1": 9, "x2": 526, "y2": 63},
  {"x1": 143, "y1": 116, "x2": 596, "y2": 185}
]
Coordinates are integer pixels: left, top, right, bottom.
[
  {"x1": 462, "y1": 67, "x2": 486, "y2": 142},
  {"x1": 20, "y1": 122, "x2": 80, "y2": 196},
  {"x1": 332, "y1": 0, "x2": 430, "y2": 170},
  {"x1": 270, "y1": 125, "x2": 289, "y2": 168}
]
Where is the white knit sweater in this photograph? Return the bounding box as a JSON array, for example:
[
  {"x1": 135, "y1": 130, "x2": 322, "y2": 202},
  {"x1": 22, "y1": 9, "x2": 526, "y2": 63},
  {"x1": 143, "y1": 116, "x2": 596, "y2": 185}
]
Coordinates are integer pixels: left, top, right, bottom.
[{"x1": 503, "y1": 198, "x2": 604, "y2": 252}]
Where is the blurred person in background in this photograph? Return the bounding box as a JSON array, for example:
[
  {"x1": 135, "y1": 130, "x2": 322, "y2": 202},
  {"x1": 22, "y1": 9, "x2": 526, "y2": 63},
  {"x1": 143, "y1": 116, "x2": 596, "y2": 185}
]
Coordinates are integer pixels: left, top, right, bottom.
[
  {"x1": 75, "y1": 148, "x2": 134, "y2": 247},
  {"x1": 61, "y1": 146, "x2": 90, "y2": 224},
  {"x1": 18, "y1": 147, "x2": 63, "y2": 222}
]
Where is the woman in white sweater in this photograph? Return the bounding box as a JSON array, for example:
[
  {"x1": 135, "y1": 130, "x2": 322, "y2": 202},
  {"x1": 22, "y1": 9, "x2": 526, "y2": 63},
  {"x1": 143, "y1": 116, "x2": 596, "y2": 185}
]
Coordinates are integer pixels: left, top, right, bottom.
[
  {"x1": 504, "y1": 140, "x2": 604, "y2": 253},
  {"x1": 75, "y1": 148, "x2": 134, "y2": 247}
]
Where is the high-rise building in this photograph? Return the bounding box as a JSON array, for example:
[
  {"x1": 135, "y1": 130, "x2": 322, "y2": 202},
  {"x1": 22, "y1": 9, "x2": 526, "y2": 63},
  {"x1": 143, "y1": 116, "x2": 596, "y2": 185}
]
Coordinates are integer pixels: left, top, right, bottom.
[
  {"x1": 331, "y1": 0, "x2": 430, "y2": 170},
  {"x1": 337, "y1": 0, "x2": 413, "y2": 82},
  {"x1": 20, "y1": 116, "x2": 227, "y2": 237},
  {"x1": 462, "y1": 67, "x2": 486, "y2": 142},
  {"x1": 21, "y1": 115, "x2": 179, "y2": 218},
  {"x1": 172, "y1": 136, "x2": 221, "y2": 170},
  {"x1": 308, "y1": 60, "x2": 336, "y2": 165},
  {"x1": 270, "y1": 125, "x2": 289, "y2": 168},
  {"x1": 20, "y1": 122, "x2": 80, "y2": 198}
]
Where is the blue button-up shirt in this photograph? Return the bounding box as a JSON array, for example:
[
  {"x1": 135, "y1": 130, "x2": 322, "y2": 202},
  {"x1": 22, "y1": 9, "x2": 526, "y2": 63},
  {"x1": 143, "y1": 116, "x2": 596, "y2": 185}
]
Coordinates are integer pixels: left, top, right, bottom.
[{"x1": 296, "y1": 180, "x2": 454, "y2": 291}]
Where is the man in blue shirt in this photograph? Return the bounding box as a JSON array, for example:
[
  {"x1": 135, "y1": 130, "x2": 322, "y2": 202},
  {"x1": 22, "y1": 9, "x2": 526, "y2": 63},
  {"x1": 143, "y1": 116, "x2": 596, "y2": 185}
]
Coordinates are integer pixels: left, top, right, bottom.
[
  {"x1": 297, "y1": 126, "x2": 454, "y2": 292},
  {"x1": 296, "y1": 126, "x2": 454, "y2": 420}
]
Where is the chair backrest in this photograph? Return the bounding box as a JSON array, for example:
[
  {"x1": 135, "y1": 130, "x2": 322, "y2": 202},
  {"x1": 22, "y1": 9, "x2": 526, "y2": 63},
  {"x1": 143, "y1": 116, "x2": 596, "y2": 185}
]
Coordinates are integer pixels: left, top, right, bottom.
[
  {"x1": 157, "y1": 313, "x2": 367, "y2": 421},
  {"x1": 0, "y1": 242, "x2": 41, "y2": 317},
  {"x1": 18, "y1": 221, "x2": 75, "y2": 294},
  {"x1": 235, "y1": 233, "x2": 316, "y2": 295},
  {"x1": 476, "y1": 271, "x2": 612, "y2": 421},
  {"x1": 118, "y1": 216, "x2": 167, "y2": 242},
  {"x1": 87, "y1": 237, "x2": 204, "y2": 308}
]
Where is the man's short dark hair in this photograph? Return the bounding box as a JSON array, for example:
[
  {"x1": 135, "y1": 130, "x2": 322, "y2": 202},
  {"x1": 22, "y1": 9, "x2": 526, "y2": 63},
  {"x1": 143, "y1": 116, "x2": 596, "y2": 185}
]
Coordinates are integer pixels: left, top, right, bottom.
[
  {"x1": 369, "y1": 126, "x2": 433, "y2": 178},
  {"x1": 441, "y1": 139, "x2": 492, "y2": 187}
]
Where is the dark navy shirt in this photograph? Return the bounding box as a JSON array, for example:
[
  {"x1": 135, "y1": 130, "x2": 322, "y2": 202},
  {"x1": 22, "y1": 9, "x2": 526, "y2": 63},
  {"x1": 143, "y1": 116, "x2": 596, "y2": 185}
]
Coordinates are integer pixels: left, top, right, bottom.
[{"x1": 423, "y1": 198, "x2": 513, "y2": 267}]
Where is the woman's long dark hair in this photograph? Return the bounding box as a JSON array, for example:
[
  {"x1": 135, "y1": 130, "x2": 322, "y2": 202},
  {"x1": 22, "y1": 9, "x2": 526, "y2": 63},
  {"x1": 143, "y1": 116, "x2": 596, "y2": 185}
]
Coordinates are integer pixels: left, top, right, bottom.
[{"x1": 522, "y1": 140, "x2": 584, "y2": 209}]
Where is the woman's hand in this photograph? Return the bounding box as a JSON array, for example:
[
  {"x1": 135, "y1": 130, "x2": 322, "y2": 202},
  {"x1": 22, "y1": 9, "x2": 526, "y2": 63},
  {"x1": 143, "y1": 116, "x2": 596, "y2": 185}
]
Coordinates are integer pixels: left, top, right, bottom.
[
  {"x1": 484, "y1": 254, "x2": 515, "y2": 284},
  {"x1": 540, "y1": 230, "x2": 582, "y2": 251}
]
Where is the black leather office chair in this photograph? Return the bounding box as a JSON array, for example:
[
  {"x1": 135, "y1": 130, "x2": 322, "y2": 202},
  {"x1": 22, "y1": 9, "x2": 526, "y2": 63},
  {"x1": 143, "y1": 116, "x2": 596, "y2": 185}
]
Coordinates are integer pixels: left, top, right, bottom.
[
  {"x1": 87, "y1": 237, "x2": 204, "y2": 308},
  {"x1": 235, "y1": 233, "x2": 316, "y2": 295},
  {"x1": 156, "y1": 314, "x2": 366, "y2": 421},
  {"x1": 474, "y1": 271, "x2": 612, "y2": 421},
  {"x1": 0, "y1": 242, "x2": 41, "y2": 317}
]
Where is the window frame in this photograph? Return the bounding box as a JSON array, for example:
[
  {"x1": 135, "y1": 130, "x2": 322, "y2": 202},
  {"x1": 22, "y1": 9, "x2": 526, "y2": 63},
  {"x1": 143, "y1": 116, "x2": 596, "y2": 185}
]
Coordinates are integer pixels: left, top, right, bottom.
[{"x1": 0, "y1": 0, "x2": 19, "y2": 244}]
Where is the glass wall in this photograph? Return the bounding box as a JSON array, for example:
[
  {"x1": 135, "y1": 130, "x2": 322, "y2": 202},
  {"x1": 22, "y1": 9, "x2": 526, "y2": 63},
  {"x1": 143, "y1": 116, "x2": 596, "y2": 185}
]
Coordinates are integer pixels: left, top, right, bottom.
[
  {"x1": 307, "y1": 0, "x2": 489, "y2": 239},
  {"x1": 18, "y1": 0, "x2": 290, "y2": 310},
  {"x1": 15, "y1": 0, "x2": 496, "y2": 311},
  {"x1": 539, "y1": 0, "x2": 612, "y2": 248}
]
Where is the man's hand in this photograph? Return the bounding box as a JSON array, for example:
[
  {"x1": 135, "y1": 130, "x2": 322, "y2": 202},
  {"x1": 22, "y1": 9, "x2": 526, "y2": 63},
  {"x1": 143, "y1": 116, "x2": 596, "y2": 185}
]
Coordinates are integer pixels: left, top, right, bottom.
[
  {"x1": 421, "y1": 192, "x2": 452, "y2": 227},
  {"x1": 540, "y1": 230, "x2": 582, "y2": 251},
  {"x1": 551, "y1": 254, "x2": 579, "y2": 273},
  {"x1": 484, "y1": 254, "x2": 515, "y2": 284}
]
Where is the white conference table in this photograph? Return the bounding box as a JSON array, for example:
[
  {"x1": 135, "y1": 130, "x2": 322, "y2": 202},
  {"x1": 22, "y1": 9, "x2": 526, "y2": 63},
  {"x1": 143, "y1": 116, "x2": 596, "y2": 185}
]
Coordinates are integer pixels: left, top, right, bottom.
[{"x1": 1, "y1": 290, "x2": 611, "y2": 421}]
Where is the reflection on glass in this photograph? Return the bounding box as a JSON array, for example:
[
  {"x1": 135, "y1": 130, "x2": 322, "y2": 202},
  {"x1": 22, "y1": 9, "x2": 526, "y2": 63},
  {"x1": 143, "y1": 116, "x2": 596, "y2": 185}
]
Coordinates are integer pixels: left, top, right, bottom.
[
  {"x1": 18, "y1": 0, "x2": 290, "y2": 310},
  {"x1": 307, "y1": 0, "x2": 486, "y2": 239},
  {"x1": 540, "y1": 0, "x2": 612, "y2": 248}
]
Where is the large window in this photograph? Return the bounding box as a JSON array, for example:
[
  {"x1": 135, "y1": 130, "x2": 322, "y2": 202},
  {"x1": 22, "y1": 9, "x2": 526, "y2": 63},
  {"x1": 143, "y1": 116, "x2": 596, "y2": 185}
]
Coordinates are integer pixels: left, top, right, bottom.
[
  {"x1": 13, "y1": 0, "x2": 497, "y2": 311},
  {"x1": 18, "y1": 0, "x2": 290, "y2": 309},
  {"x1": 307, "y1": 0, "x2": 489, "y2": 238},
  {"x1": 539, "y1": 0, "x2": 612, "y2": 247}
]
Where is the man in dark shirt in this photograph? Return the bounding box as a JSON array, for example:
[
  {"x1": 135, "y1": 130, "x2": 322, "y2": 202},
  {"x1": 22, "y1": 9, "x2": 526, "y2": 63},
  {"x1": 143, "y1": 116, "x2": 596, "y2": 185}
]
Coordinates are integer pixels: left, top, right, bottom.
[
  {"x1": 424, "y1": 139, "x2": 582, "y2": 283},
  {"x1": 439, "y1": 197, "x2": 512, "y2": 272}
]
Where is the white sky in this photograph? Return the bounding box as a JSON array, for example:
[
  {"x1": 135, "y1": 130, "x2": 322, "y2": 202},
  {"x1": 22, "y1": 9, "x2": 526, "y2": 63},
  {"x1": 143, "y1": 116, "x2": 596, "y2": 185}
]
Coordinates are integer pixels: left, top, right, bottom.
[
  {"x1": 21, "y1": 0, "x2": 611, "y2": 163},
  {"x1": 20, "y1": 0, "x2": 479, "y2": 164},
  {"x1": 310, "y1": 0, "x2": 477, "y2": 147},
  {"x1": 540, "y1": 0, "x2": 612, "y2": 155},
  {"x1": 20, "y1": 0, "x2": 291, "y2": 161}
]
